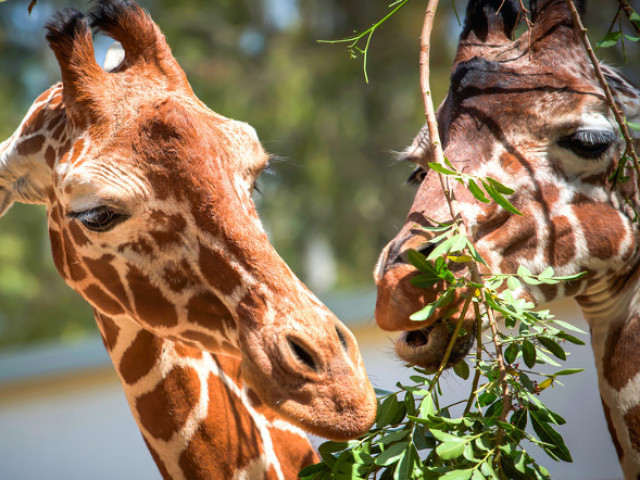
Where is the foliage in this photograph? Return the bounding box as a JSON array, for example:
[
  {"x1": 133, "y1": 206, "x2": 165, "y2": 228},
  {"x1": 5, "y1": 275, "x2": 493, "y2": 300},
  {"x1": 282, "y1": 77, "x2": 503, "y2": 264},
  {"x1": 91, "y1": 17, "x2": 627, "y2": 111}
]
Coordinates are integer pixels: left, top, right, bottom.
[
  {"x1": 297, "y1": 1, "x2": 640, "y2": 478},
  {"x1": 300, "y1": 162, "x2": 586, "y2": 479}
]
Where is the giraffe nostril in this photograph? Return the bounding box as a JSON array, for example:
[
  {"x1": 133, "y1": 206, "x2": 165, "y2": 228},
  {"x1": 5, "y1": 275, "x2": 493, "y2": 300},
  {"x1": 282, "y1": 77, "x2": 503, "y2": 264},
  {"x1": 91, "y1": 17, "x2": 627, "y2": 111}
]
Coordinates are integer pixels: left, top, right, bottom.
[
  {"x1": 416, "y1": 243, "x2": 436, "y2": 258},
  {"x1": 336, "y1": 325, "x2": 350, "y2": 354},
  {"x1": 286, "y1": 337, "x2": 318, "y2": 372}
]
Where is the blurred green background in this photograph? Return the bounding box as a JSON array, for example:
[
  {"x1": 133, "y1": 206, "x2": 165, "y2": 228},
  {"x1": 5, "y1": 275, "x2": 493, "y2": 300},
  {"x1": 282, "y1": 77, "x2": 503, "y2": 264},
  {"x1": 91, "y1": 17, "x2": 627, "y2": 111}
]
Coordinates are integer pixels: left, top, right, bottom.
[{"x1": 0, "y1": 0, "x2": 635, "y2": 348}]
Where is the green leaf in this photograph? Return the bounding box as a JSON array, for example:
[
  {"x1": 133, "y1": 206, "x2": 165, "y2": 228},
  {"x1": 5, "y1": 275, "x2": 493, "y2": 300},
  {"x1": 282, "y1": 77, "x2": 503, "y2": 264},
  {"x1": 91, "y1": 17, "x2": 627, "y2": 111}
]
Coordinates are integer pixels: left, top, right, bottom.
[
  {"x1": 628, "y1": 121, "x2": 640, "y2": 132},
  {"x1": 507, "y1": 275, "x2": 521, "y2": 291},
  {"x1": 554, "y1": 368, "x2": 584, "y2": 376},
  {"x1": 556, "y1": 331, "x2": 586, "y2": 345},
  {"x1": 427, "y1": 235, "x2": 457, "y2": 260},
  {"x1": 596, "y1": 31, "x2": 622, "y2": 48},
  {"x1": 379, "y1": 429, "x2": 410, "y2": 444},
  {"x1": 481, "y1": 179, "x2": 523, "y2": 215},
  {"x1": 419, "y1": 392, "x2": 436, "y2": 418},
  {"x1": 453, "y1": 359, "x2": 470, "y2": 380},
  {"x1": 393, "y1": 445, "x2": 414, "y2": 480},
  {"x1": 471, "y1": 470, "x2": 487, "y2": 480},
  {"x1": 487, "y1": 177, "x2": 515, "y2": 194},
  {"x1": 428, "y1": 161, "x2": 458, "y2": 176},
  {"x1": 440, "y1": 469, "x2": 473, "y2": 480},
  {"x1": 468, "y1": 179, "x2": 490, "y2": 203},
  {"x1": 436, "y1": 440, "x2": 466, "y2": 460},
  {"x1": 538, "y1": 336, "x2": 567, "y2": 360},
  {"x1": 517, "y1": 265, "x2": 531, "y2": 276},
  {"x1": 504, "y1": 342, "x2": 519, "y2": 365},
  {"x1": 552, "y1": 319, "x2": 586, "y2": 334},
  {"x1": 375, "y1": 441, "x2": 409, "y2": 466},
  {"x1": 522, "y1": 340, "x2": 537, "y2": 368},
  {"x1": 624, "y1": 34, "x2": 640, "y2": 42},
  {"x1": 429, "y1": 429, "x2": 463, "y2": 443},
  {"x1": 298, "y1": 462, "x2": 330, "y2": 478},
  {"x1": 376, "y1": 395, "x2": 406, "y2": 427},
  {"x1": 529, "y1": 411, "x2": 573, "y2": 462},
  {"x1": 406, "y1": 249, "x2": 431, "y2": 272}
]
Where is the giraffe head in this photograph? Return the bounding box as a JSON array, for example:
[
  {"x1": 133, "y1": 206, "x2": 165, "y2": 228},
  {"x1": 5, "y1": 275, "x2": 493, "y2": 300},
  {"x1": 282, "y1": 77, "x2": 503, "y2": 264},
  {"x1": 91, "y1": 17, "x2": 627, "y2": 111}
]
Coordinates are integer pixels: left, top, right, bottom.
[
  {"x1": 0, "y1": 0, "x2": 376, "y2": 440},
  {"x1": 374, "y1": 0, "x2": 640, "y2": 369}
]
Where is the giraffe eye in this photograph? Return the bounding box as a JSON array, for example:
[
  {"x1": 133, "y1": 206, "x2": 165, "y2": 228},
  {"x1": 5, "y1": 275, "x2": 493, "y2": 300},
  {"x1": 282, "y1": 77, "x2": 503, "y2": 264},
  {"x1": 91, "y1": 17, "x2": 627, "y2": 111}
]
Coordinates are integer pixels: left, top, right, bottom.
[
  {"x1": 68, "y1": 206, "x2": 129, "y2": 232},
  {"x1": 558, "y1": 129, "x2": 617, "y2": 159}
]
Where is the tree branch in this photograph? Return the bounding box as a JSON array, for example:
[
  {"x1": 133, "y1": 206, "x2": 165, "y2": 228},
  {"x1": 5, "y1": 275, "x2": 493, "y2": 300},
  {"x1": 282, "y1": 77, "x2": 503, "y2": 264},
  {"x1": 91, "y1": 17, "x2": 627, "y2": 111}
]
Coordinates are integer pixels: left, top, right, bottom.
[
  {"x1": 564, "y1": 0, "x2": 640, "y2": 190},
  {"x1": 618, "y1": 0, "x2": 640, "y2": 37}
]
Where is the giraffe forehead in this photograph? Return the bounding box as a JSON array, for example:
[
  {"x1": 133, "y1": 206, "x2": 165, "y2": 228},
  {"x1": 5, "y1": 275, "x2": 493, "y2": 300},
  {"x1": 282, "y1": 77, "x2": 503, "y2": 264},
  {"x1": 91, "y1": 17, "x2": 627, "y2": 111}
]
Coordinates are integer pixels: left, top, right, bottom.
[{"x1": 56, "y1": 157, "x2": 150, "y2": 214}]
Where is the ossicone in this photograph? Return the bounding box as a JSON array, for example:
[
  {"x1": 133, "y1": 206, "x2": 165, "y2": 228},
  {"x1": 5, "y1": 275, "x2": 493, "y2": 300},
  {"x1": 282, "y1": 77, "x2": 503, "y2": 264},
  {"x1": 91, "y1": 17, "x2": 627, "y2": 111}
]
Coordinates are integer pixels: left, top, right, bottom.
[
  {"x1": 89, "y1": 0, "x2": 190, "y2": 91},
  {"x1": 461, "y1": 0, "x2": 522, "y2": 43}
]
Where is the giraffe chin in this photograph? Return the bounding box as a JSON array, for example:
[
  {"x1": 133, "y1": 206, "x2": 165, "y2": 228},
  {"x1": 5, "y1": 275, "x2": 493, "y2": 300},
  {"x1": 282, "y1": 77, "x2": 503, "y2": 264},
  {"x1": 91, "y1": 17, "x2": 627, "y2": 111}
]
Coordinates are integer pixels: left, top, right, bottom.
[{"x1": 394, "y1": 321, "x2": 476, "y2": 371}]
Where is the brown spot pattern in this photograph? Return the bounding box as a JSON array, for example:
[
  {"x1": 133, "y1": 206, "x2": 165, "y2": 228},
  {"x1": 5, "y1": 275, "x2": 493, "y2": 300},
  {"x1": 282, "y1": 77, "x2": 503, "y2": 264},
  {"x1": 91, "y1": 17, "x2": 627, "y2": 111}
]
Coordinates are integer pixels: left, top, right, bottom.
[
  {"x1": 83, "y1": 254, "x2": 130, "y2": 310},
  {"x1": 126, "y1": 264, "x2": 178, "y2": 327},
  {"x1": 20, "y1": 105, "x2": 46, "y2": 136},
  {"x1": 178, "y1": 370, "x2": 262, "y2": 478},
  {"x1": 17, "y1": 135, "x2": 45, "y2": 156},
  {"x1": 118, "y1": 238, "x2": 154, "y2": 256},
  {"x1": 269, "y1": 427, "x2": 318, "y2": 479},
  {"x1": 137, "y1": 365, "x2": 201, "y2": 442},
  {"x1": 187, "y1": 291, "x2": 235, "y2": 331},
  {"x1": 83, "y1": 284, "x2": 125, "y2": 316},
  {"x1": 602, "y1": 397, "x2": 624, "y2": 460},
  {"x1": 548, "y1": 215, "x2": 576, "y2": 267},
  {"x1": 162, "y1": 259, "x2": 197, "y2": 293},
  {"x1": 181, "y1": 330, "x2": 221, "y2": 351},
  {"x1": 52, "y1": 122, "x2": 65, "y2": 141},
  {"x1": 198, "y1": 242, "x2": 242, "y2": 295},
  {"x1": 603, "y1": 315, "x2": 640, "y2": 391},
  {"x1": 174, "y1": 342, "x2": 203, "y2": 359},
  {"x1": 62, "y1": 229, "x2": 87, "y2": 282},
  {"x1": 68, "y1": 221, "x2": 90, "y2": 247},
  {"x1": 48, "y1": 229, "x2": 66, "y2": 278},
  {"x1": 624, "y1": 404, "x2": 640, "y2": 454},
  {"x1": 119, "y1": 329, "x2": 162, "y2": 384},
  {"x1": 96, "y1": 315, "x2": 120, "y2": 351},
  {"x1": 149, "y1": 210, "x2": 188, "y2": 248},
  {"x1": 573, "y1": 203, "x2": 623, "y2": 260},
  {"x1": 44, "y1": 146, "x2": 56, "y2": 168}
]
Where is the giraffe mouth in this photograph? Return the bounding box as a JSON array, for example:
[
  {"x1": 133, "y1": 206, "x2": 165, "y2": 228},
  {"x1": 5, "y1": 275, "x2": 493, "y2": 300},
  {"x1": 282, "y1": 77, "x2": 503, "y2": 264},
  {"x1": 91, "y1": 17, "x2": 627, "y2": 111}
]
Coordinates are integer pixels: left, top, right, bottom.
[{"x1": 394, "y1": 320, "x2": 476, "y2": 371}]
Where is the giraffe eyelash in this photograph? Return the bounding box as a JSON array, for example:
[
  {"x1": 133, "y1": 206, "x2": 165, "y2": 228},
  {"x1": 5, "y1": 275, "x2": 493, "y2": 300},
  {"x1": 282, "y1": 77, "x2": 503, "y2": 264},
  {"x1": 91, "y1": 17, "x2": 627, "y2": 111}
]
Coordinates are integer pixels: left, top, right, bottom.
[{"x1": 558, "y1": 129, "x2": 618, "y2": 160}]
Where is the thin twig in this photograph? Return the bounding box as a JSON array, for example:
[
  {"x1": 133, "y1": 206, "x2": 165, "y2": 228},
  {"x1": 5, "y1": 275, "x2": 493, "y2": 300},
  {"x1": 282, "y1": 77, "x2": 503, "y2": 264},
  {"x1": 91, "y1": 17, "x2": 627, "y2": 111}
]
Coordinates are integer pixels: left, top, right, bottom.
[
  {"x1": 564, "y1": 0, "x2": 640, "y2": 190},
  {"x1": 618, "y1": 0, "x2": 640, "y2": 37},
  {"x1": 463, "y1": 301, "x2": 485, "y2": 416},
  {"x1": 419, "y1": 0, "x2": 512, "y2": 444},
  {"x1": 428, "y1": 294, "x2": 473, "y2": 394}
]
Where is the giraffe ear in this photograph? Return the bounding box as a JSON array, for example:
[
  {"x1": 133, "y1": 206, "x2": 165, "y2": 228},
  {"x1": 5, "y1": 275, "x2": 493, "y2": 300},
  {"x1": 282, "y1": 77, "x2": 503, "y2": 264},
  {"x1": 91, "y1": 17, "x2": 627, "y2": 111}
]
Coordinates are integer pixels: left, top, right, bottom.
[{"x1": 0, "y1": 129, "x2": 51, "y2": 217}]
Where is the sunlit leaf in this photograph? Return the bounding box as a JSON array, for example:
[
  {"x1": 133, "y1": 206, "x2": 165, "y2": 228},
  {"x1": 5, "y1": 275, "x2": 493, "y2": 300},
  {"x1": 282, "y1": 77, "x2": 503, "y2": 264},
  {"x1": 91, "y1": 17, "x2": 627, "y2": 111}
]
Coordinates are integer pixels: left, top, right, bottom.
[{"x1": 596, "y1": 31, "x2": 622, "y2": 48}]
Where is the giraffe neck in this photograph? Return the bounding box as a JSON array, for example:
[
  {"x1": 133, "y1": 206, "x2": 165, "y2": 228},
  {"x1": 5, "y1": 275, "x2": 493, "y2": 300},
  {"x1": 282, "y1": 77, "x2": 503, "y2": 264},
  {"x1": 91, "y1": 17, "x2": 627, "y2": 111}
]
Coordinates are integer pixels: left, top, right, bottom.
[
  {"x1": 94, "y1": 311, "x2": 317, "y2": 480},
  {"x1": 577, "y1": 271, "x2": 640, "y2": 480}
]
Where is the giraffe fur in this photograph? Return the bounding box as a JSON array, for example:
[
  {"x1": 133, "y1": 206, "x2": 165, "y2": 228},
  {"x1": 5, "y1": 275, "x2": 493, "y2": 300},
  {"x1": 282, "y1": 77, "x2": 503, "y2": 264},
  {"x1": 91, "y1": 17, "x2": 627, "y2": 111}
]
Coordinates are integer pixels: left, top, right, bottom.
[{"x1": 374, "y1": 1, "x2": 640, "y2": 478}]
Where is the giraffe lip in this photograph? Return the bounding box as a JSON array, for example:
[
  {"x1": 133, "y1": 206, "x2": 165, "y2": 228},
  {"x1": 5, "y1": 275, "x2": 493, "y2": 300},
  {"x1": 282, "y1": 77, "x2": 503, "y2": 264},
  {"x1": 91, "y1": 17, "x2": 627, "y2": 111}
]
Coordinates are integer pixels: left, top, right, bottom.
[{"x1": 395, "y1": 322, "x2": 475, "y2": 370}]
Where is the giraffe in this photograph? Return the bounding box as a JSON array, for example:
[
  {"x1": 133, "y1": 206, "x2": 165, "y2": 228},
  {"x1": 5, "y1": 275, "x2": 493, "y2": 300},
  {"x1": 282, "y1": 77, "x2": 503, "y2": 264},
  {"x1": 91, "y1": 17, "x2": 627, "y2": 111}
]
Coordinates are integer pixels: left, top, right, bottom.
[
  {"x1": 373, "y1": 0, "x2": 640, "y2": 478},
  {"x1": 0, "y1": 1, "x2": 378, "y2": 478}
]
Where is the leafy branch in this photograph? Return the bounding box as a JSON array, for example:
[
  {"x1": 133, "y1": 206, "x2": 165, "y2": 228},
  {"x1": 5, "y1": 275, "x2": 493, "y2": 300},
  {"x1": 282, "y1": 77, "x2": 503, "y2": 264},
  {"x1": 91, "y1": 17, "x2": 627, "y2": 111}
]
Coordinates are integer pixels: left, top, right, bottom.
[{"x1": 318, "y1": 0, "x2": 410, "y2": 83}]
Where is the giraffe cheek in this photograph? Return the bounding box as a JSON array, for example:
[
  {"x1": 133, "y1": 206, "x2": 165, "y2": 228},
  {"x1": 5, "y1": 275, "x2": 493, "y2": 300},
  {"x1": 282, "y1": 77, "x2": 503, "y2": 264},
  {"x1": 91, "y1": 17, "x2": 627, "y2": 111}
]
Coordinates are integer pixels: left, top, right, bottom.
[{"x1": 574, "y1": 203, "x2": 625, "y2": 260}]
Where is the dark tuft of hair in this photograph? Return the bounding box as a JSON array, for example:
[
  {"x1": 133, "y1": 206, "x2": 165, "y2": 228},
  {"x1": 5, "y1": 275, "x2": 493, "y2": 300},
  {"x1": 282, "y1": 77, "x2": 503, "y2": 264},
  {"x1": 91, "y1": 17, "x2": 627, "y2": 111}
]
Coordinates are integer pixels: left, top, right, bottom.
[
  {"x1": 88, "y1": 0, "x2": 139, "y2": 32},
  {"x1": 462, "y1": 0, "x2": 521, "y2": 42},
  {"x1": 45, "y1": 8, "x2": 89, "y2": 46}
]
